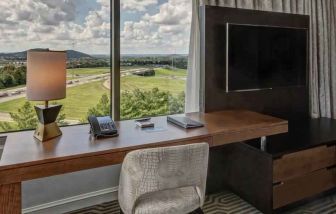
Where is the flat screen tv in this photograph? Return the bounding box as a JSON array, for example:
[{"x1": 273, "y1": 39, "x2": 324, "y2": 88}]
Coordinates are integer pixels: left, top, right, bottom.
[{"x1": 227, "y1": 23, "x2": 307, "y2": 92}]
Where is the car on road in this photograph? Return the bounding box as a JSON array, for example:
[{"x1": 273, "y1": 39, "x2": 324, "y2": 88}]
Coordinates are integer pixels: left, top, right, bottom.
[
  {"x1": 11, "y1": 91, "x2": 21, "y2": 95},
  {"x1": 0, "y1": 92, "x2": 9, "y2": 97}
]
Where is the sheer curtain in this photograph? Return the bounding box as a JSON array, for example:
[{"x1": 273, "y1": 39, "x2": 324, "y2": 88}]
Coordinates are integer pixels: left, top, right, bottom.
[
  {"x1": 186, "y1": 0, "x2": 336, "y2": 119},
  {"x1": 186, "y1": 0, "x2": 201, "y2": 113}
]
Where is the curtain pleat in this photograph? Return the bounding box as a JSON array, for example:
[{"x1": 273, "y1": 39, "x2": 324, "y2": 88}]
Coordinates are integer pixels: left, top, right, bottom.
[
  {"x1": 236, "y1": 0, "x2": 255, "y2": 9},
  {"x1": 296, "y1": 0, "x2": 304, "y2": 14},
  {"x1": 309, "y1": 0, "x2": 320, "y2": 117},
  {"x1": 291, "y1": 0, "x2": 297, "y2": 13},
  {"x1": 186, "y1": 0, "x2": 201, "y2": 113},
  {"x1": 282, "y1": 0, "x2": 291, "y2": 13},
  {"x1": 272, "y1": 0, "x2": 283, "y2": 12},
  {"x1": 259, "y1": 0, "x2": 273, "y2": 11},
  {"x1": 316, "y1": 0, "x2": 330, "y2": 117},
  {"x1": 187, "y1": 0, "x2": 336, "y2": 118},
  {"x1": 331, "y1": 0, "x2": 336, "y2": 117}
]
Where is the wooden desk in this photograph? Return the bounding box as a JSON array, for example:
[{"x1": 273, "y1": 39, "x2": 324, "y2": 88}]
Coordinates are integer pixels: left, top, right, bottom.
[{"x1": 0, "y1": 110, "x2": 287, "y2": 213}]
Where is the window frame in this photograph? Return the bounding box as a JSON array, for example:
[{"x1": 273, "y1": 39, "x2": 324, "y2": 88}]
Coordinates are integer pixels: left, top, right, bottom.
[
  {"x1": 0, "y1": 0, "x2": 188, "y2": 134},
  {"x1": 111, "y1": 0, "x2": 121, "y2": 121},
  {"x1": 111, "y1": 0, "x2": 191, "y2": 121}
]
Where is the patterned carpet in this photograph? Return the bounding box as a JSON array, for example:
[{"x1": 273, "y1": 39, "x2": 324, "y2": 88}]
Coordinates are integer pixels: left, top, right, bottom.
[{"x1": 67, "y1": 191, "x2": 336, "y2": 214}]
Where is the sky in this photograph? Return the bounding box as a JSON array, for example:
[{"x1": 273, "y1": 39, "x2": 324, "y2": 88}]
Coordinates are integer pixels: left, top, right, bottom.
[{"x1": 0, "y1": 0, "x2": 192, "y2": 55}]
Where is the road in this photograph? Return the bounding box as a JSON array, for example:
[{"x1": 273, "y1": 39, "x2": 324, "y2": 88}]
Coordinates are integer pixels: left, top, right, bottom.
[
  {"x1": 0, "y1": 67, "x2": 186, "y2": 124},
  {"x1": 0, "y1": 67, "x2": 152, "y2": 103},
  {"x1": 0, "y1": 73, "x2": 110, "y2": 103}
]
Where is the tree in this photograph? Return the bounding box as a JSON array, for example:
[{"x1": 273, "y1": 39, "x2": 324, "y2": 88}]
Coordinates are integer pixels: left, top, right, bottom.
[
  {"x1": 84, "y1": 88, "x2": 185, "y2": 121},
  {"x1": 168, "y1": 92, "x2": 185, "y2": 114},
  {"x1": 86, "y1": 93, "x2": 110, "y2": 117},
  {"x1": 2, "y1": 74, "x2": 14, "y2": 87},
  {"x1": 13, "y1": 66, "x2": 26, "y2": 85},
  {"x1": 0, "y1": 122, "x2": 16, "y2": 132},
  {"x1": 0, "y1": 65, "x2": 26, "y2": 88},
  {"x1": 10, "y1": 101, "x2": 67, "y2": 130},
  {"x1": 10, "y1": 102, "x2": 38, "y2": 130},
  {"x1": 120, "y1": 88, "x2": 185, "y2": 120}
]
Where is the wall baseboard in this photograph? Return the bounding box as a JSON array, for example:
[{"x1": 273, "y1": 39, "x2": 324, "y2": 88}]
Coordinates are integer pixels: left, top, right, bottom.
[{"x1": 23, "y1": 186, "x2": 119, "y2": 214}]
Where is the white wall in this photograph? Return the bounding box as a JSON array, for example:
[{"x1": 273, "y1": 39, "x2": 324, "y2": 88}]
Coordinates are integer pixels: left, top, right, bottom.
[{"x1": 22, "y1": 164, "x2": 121, "y2": 213}]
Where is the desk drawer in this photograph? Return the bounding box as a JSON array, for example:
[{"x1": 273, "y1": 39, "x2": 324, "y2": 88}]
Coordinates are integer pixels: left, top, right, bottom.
[
  {"x1": 273, "y1": 168, "x2": 336, "y2": 209},
  {"x1": 273, "y1": 145, "x2": 336, "y2": 182}
]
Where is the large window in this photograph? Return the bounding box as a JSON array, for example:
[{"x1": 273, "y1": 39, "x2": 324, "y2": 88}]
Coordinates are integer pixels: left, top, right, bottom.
[
  {"x1": 119, "y1": 0, "x2": 192, "y2": 120},
  {"x1": 0, "y1": 0, "x2": 192, "y2": 133},
  {"x1": 0, "y1": 0, "x2": 111, "y2": 132}
]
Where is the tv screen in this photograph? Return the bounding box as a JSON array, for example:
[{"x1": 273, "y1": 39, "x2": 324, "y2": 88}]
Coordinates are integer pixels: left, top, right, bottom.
[{"x1": 227, "y1": 24, "x2": 307, "y2": 91}]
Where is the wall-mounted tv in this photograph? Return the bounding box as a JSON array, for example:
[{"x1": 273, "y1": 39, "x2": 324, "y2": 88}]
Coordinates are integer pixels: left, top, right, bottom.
[{"x1": 227, "y1": 23, "x2": 308, "y2": 92}]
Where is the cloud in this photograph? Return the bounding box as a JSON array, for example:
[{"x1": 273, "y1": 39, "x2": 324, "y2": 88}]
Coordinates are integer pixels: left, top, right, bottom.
[
  {"x1": 120, "y1": 0, "x2": 192, "y2": 54},
  {"x1": 121, "y1": 0, "x2": 158, "y2": 11},
  {"x1": 144, "y1": 0, "x2": 191, "y2": 25},
  {"x1": 0, "y1": 0, "x2": 192, "y2": 54},
  {"x1": 0, "y1": 0, "x2": 110, "y2": 54}
]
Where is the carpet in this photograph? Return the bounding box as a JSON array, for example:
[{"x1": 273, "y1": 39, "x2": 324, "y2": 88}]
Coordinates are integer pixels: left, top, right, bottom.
[{"x1": 67, "y1": 191, "x2": 336, "y2": 214}]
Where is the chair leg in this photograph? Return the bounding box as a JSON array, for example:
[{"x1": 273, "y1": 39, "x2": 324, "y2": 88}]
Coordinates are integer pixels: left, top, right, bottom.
[{"x1": 191, "y1": 208, "x2": 204, "y2": 214}]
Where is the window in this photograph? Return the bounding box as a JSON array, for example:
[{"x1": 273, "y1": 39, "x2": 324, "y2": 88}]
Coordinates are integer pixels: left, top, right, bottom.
[
  {"x1": 119, "y1": 0, "x2": 192, "y2": 120},
  {"x1": 0, "y1": 0, "x2": 111, "y2": 132},
  {"x1": 0, "y1": 0, "x2": 192, "y2": 133}
]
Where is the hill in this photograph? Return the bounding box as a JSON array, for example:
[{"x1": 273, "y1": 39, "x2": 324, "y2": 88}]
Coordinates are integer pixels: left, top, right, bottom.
[{"x1": 0, "y1": 49, "x2": 93, "y2": 60}]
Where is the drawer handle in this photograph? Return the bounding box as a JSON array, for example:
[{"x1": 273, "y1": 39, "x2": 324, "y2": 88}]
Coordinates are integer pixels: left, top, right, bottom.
[{"x1": 273, "y1": 181, "x2": 284, "y2": 187}]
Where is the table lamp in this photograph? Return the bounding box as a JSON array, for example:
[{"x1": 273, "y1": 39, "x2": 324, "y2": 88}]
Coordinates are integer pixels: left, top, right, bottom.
[{"x1": 26, "y1": 50, "x2": 66, "y2": 141}]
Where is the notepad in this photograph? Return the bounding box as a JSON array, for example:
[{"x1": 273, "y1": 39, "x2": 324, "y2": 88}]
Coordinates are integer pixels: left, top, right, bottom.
[{"x1": 167, "y1": 116, "x2": 204, "y2": 129}]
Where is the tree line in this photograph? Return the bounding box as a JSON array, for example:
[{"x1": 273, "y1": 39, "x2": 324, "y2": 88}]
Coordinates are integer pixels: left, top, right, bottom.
[
  {"x1": 0, "y1": 88, "x2": 185, "y2": 131},
  {"x1": 0, "y1": 65, "x2": 26, "y2": 89},
  {"x1": 86, "y1": 88, "x2": 185, "y2": 120},
  {"x1": 67, "y1": 56, "x2": 188, "y2": 69},
  {"x1": 121, "y1": 56, "x2": 188, "y2": 69}
]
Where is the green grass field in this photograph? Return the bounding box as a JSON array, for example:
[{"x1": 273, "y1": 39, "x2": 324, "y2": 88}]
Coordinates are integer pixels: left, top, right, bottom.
[
  {"x1": 155, "y1": 68, "x2": 187, "y2": 77},
  {"x1": 67, "y1": 66, "x2": 162, "y2": 77},
  {"x1": 67, "y1": 67, "x2": 110, "y2": 76},
  {"x1": 0, "y1": 81, "x2": 109, "y2": 120},
  {"x1": 0, "y1": 67, "x2": 187, "y2": 122},
  {"x1": 121, "y1": 76, "x2": 185, "y2": 95}
]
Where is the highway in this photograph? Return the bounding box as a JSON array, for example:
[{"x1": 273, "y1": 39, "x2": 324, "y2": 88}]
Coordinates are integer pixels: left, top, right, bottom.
[
  {"x1": 0, "y1": 67, "x2": 184, "y2": 124},
  {"x1": 0, "y1": 67, "x2": 146, "y2": 103}
]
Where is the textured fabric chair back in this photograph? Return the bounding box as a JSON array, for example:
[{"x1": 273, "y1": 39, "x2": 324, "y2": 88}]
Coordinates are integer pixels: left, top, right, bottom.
[{"x1": 119, "y1": 143, "x2": 209, "y2": 214}]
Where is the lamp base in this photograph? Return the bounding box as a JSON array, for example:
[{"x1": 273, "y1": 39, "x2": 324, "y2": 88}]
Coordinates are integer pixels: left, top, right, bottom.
[
  {"x1": 34, "y1": 122, "x2": 62, "y2": 141},
  {"x1": 34, "y1": 104, "x2": 62, "y2": 142}
]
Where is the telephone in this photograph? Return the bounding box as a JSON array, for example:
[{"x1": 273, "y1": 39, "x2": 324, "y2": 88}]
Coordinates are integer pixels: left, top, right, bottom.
[{"x1": 88, "y1": 115, "x2": 118, "y2": 138}]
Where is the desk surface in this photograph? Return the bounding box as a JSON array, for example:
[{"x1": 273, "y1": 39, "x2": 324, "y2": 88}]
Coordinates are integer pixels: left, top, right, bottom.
[
  {"x1": 0, "y1": 110, "x2": 288, "y2": 214},
  {"x1": 248, "y1": 117, "x2": 336, "y2": 157},
  {"x1": 0, "y1": 110, "x2": 288, "y2": 170}
]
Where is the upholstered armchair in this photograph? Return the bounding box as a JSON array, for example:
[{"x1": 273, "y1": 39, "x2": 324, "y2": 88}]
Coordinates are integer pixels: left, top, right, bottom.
[{"x1": 118, "y1": 143, "x2": 209, "y2": 214}]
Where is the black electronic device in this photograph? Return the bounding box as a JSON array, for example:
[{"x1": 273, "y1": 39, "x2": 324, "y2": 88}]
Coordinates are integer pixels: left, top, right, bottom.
[
  {"x1": 88, "y1": 115, "x2": 118, "y2": 138},
  {"x1": 227, "y1": 23, "x2": 307, "y2": 91}
]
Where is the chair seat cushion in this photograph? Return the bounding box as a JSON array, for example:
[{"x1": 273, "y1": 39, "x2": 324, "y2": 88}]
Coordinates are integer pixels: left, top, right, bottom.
[{"x1": 134, "y1": 186, "x2": 200, "y2": 214}]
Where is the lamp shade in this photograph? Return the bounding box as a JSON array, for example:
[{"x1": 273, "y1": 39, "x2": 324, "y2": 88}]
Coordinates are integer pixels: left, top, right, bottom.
[{"x1": 27, "y1": 50, "x2": 66, "y2": 101}]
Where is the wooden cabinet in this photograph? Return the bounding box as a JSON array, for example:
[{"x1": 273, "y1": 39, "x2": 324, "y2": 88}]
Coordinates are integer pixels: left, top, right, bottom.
[
  {"x1": 215, "y1": 142, "x2": 336, "y2": 214},
  {"x1": 273, "y1": 145, "x2": 336, "y2": 182},
  {"x1": 272, "y1": 145, "x2": 336, "y2": 209},
  {"x1": 273, "y1": 168, "x2": 336, "y2": 209}
]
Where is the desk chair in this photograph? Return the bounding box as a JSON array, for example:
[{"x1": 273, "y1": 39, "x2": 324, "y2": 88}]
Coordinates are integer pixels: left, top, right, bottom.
[{"x1": 118, "y1": 143, "x2": 209, "y2": 214}]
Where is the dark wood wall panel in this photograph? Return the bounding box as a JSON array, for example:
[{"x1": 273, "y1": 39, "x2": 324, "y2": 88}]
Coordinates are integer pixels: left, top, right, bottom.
[
  {"x1": 201, "y1": 6, "x2": 310, "y2": 120},
  {"x1": 207, "y1": 144, "x2": 273, "y2": 214}
]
